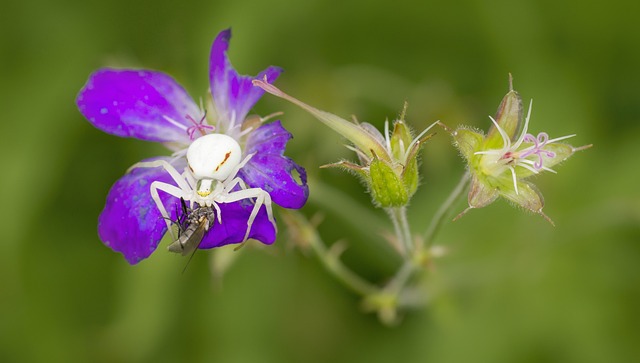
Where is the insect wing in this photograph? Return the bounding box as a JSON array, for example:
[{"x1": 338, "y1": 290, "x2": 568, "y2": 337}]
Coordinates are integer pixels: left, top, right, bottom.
[{"x1": 167, "y1": 216, "x2": 208, "y2": 256}]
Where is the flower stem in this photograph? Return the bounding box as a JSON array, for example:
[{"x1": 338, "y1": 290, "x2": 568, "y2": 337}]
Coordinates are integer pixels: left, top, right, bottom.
[
  {"x1": 387, "y1": 207, "x2": 413, "y2": 256},
  {"x1": 422, "y1": 171, "x2": 470, "y2": 248},
  {"x1": 314, "y1": 240, "x2": 379, "y2": 296},
  {"x1": 309, "y1": 178, "x2": 400, "y2": 259},
  {"x1": 385, "y1": 258, "x2": 416, "y2": 295},
  {"x1": 282, "y1": 210, "x2": 379, "y2": 296}
]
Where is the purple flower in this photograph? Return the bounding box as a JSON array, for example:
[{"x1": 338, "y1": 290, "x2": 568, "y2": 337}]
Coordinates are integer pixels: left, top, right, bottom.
[{"x1": 77, "y1": 29, "x2": 308, "y2": 264}]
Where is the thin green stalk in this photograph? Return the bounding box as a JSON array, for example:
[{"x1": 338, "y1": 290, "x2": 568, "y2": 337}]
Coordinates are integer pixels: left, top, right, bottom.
[
  {"x1": 380, "y1": 206, "x2": 417, "y2": 304},
  {"x1": 387, "y1": 207, "x2": 413, "y2": 256},
  {"x1": 312, "y1": 239, "x2": 379, "y2": 296},
  {"x1": 422, "y1": 171, "x2": 470, "y2": 248},
  {"x1": 385, "y1": 258, "x2": 416, "y2": 295},
  {"x1": 309, "y1": 177, "x2": 400, "y2": 258},
  {"x1": 284, "y1": 210, "x2": 379, "y2": 296}
]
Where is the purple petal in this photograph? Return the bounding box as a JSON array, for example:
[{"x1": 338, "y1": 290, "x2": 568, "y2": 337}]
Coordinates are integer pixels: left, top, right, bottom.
[
  {"x1": 77, "y1": 69, "x2": 200, "y2": 144},
  {"x1": 239, "y1": 121, "x2": 309, "y2": 209},
  {"x1": 98, "y1": 157, "x2": 185, "y2": 264},
  {"x1": 199, "y1": 201, "x2": 276, "y2": 248},
  {"x1": 209, "y1": 28, "x2": 283, "y2": 129}
]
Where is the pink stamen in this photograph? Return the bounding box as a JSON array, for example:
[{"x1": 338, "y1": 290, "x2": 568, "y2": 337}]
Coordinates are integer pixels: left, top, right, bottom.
[
  {"x1": 519, "y1": 132, "x2": 556, "y2": 170},
  {"x1": 186, "y1": 112, "x2": 214, "y2": 140}
]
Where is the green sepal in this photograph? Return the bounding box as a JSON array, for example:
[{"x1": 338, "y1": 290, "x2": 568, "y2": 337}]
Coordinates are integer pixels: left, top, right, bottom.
[
  {"x1": 453, "y1": 128, "x2": 484, "y2": 161},
  {"x1": 402, "y1": 157, "x2": 419, "y2": 198},
  {"x1": 500, "y1": 180, "x2": 545, "y2": 215},
  {"x1": 390, "y1": 121, "x2": 412, "y2": 161},
  {"x1": 468, "y1": 174, "x2": 499, "y2": 208},
  {"x1": 369, "y1": 157, "x2": 408, "y2": 207},
  {"x1": 484, "y1": 80, "x2": 523, "y2": 150},
  {"x1": 321, "y1": 160, "x2": 368, "y2": 179},
  {"x1": 397, "y1": 122, "x2": 431, "y2": 198}
]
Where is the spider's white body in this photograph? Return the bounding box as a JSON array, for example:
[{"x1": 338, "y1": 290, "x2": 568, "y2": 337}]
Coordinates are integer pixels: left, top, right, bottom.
[{"x1": 131, "y1": 133, "x2": 275, "y2": 244}]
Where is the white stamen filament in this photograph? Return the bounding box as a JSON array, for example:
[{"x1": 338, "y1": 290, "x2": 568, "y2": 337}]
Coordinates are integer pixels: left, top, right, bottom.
[
  {"x1": 228, "y1": 109, "x2": 238, "y2": 133},
  {"x1": 517, "y1": 162, "x2": 540, "y2": 174},
  {"x1": 489, "y1": 116, "x2": 511, "y2": 151},
  {"x1": 384, "y1": 120, "x2": 391, "y2": 152},
  {"x1": 509, "y1": 166, "x2": 519, "y2": 195},
  {"x1": 163, "y1": 115, "x2": 188, "y2": 131},
  {"x1": 345, "y1": 145, "x2": 371, "y2": 163},
  {"x1": 547, "y1": 134, "x2": 576, "y2": 144},
  {"x1": 511, "y1": 99, "x2": 533, "y2": 150},
  {"x1": 404, "y1": 121, "x2": 439, "y2": 161}
]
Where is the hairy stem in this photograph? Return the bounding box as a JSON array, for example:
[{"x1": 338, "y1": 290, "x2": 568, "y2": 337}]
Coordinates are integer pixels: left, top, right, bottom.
[
  {"x1": 385, "y1": 258, "x2": 417, "y2": 295},
  {"x1": 422, "y1": 171, "x2": 470, "y2": 248},
  {"x1": 387, "y1": 207, "x2": 413, "y2": 256},
  {"x1": 309, "y1": 178, "x2": 400, "y2": 259},
  {"x1": 315, "y1": 240, "x2": 379, "y2": 296},
  {"x1": 282, "y1": 210, "x2": 379, "y2": 296}
]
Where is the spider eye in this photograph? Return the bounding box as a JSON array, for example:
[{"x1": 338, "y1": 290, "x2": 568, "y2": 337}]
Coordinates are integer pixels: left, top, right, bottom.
[{"x1": 187, "y1": 134, "x2": 242, "y2": 181}]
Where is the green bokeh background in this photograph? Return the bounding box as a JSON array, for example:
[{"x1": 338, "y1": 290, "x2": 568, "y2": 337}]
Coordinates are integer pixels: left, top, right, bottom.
[{"x1": 2, "y1": 0, "x2": 639, "y2": 362}]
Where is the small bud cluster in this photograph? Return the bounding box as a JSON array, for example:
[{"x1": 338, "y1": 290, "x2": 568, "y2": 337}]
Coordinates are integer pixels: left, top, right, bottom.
[{"x1": 254, "y1": 79, "x2": 436, "y2": 208}]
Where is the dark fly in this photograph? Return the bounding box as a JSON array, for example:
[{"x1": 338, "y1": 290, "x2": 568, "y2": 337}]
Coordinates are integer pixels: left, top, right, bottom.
[{"x1": 167, "y1": 198, "x2": 216, "y2": 257}]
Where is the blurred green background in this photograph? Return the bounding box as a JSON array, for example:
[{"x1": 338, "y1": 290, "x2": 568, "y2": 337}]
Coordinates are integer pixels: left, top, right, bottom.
[{"x1": 2, "y1": 0, "x2": 639, "y2": 362}]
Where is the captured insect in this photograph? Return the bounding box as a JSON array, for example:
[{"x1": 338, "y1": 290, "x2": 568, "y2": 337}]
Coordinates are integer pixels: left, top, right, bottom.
[{"x1": 167, "y1": 198, "x2": 216, "y2": 257}]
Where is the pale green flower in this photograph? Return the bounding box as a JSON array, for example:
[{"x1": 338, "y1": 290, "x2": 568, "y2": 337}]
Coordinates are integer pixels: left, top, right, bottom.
[{"x1": 445, "y1": 77, "x2": 591, "y2": 224}]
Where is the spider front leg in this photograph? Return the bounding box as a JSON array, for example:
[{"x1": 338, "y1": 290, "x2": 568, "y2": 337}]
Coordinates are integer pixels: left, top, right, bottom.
[
  {"x1": 149, "y1": 181, "x2": 191, "y2": 240},
  {"x1": 129, "y1": 159, "x2": 196, "y2": 239},
  {"x1": 220, "y1": 187, "x2": 275, "y2": 242},
  {"x1": 221, "y1": 152, "x2": 255, "y2": 189},
  {"x1": 223, "y1": 176, "x2": 249, "y2": 194},
  {"x1": 128, "y1": 159, "x2": 192, "y2": 192}
]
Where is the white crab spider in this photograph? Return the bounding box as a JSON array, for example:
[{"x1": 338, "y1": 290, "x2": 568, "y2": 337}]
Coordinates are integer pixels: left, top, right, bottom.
[{"x1": 130, "y1": 133, "x2": 276, "y2": 243}]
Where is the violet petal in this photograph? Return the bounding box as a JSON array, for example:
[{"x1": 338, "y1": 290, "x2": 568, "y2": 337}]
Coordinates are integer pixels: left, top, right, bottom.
[
  {"x1": 209, "y1": 28, "x2": 283, "y2": 129},
  {"x1": 199, "y1": 201, "x2": 276, "y2": 248},
  {"x1": 98, "y1": 157, "x2": 185, "y2": 264},
  {"x1": 77, "y1": 69, "x2": 199, "y2": 144},
  {"x1": 239, "y1": 121, "x2": 309, "y2": 209}
]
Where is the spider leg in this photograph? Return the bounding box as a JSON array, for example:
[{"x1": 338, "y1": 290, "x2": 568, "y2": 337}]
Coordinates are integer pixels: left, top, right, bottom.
[
  {"x1": 224, "y1": 176, "x2": 248, "y2": 192},
  {"x1": 183, "y1": 168, "x2": 197, "y2": 191},
  {"x1": 222, "y1": 152, "x2": 255, "y2": 188},
  {"x1": 181, "y1": 169, "x2": 201, "y2": 209},
  {"x1": 128, "y1": 159, "x2": 191, "y2": 192},
  {"x1": 212, "y1": 201, "x2": 222, "y2": 224},
  {"x1": 149, "y1": 181, "x2": 190, "y2": 240},
  {"x1": 219, "y1": 188, "x2": 275, "y2": 241}
]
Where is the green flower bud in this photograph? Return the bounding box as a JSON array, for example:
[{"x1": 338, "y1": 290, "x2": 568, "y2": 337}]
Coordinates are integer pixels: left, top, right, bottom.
[
  {"x1": 254, "y1": 79, "x2": 437, "y2": 208},
  {"x1": 369, "y1": 155, "x2": 408, "y2": 207},
  {"x1": 390, "y1": 120, "x2": 421, "y2": 197}
]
